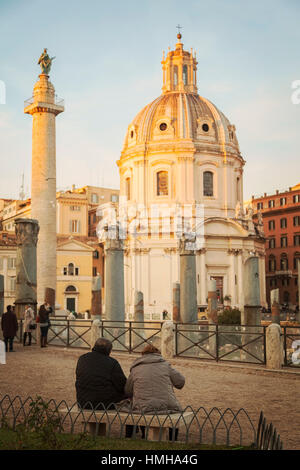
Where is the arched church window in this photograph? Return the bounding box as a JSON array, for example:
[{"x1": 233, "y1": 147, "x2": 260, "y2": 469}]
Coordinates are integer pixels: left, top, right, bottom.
[
  {"x1": 66, "y1": 285, "x2": 76, "y2": 292},
  {"x1": 203, "y1": 171, "x2": 214, "y2": 197},
  {"x1": 68, "y1": 263, "x2": 74, "y2": 276},
  {"x1": 157, "y1": 171, "x2": 168, "y2": 196},
  {"x1": 125, "y1": 177, "x2": 131, "y2": 200},
  {"x1": 183, "y1": 65, "x2": 188, "y2": 85},
  {"x1": 173, "y1": 65, "x2": 178, "y2": 88}
]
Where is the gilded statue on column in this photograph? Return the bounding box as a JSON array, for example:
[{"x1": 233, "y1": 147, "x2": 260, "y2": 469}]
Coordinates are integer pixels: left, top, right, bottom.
[{"x1": 38, "y1": 48, "x2": 55, "y2": 75}]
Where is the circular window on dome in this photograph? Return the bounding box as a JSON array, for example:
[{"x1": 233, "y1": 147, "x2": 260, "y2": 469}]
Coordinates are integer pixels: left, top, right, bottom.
[
  {"x1": 159, "y1": 122, "x2": 168, "y2": 131},
  {"x1": 202, "y1": 123, "x2": 209, "y2": 132}
]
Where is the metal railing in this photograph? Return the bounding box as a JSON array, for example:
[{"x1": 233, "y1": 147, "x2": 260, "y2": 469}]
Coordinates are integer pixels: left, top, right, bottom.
[
  {"x1": 24, "y1": 95, "x2": 64, "y2": 108},
  {"x1": 256, "y1": 411, "x2": 283, "y2": 450},
  {"x1": 0, "y1": 394, "x2": 278, "y2": 449},
  {"x1": 13, "y1": 319, "x2": 300, "y2": 369},
  {"x1": 175, "y1": 323, "x2": 267, "y2": 365}
]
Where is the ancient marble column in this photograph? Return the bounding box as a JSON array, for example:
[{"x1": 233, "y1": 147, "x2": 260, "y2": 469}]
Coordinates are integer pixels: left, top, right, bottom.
[
  {"x1": 104, "y1": 234, "x2": 125, "y2": 322},
  {"x1": 207, "y1": 279, "x2": 218, "y2": 324},
  {"x1": 172, "y1": 282, "x2": 180, "y2": 322},
  {"x1": 270, "y1": 288, "x2": 280, "y2": 325},
  {"x1": 243, "y1": 256, "x2": 261, "y2": 361},
  {"x1": 207, "y1": 278, "x2": 218, "y2": 357},
  {"x1": 45, "y1": 287, "x2": 55, "y2": 312},
  {"x1": 134, "y1": 290, "x2": 144, "y2": 322},
  {"x1": 14, "y1": 218, "x2": 39, "y2": 319},
  {"x1": 243, "y1": 257, "x2": 261, "y2": 325},
  {"x1": 297, "y1": 258, "x2": 300, "y2": 324},
  {"x1": 24, "y1": 68, "x2": 64, "y2": 307},
  {"x1": 133, "y1": 290, "x2": 144, "y2": 349},
  {"x1": 179, "y1": 236, "x2": 197, "y2": 323},
  {"x1": 91, "y1": 275, "x2": 102, "y2": 320},
  {"x1": 0, "y1": 275, "x2": 4, "y2": 316}
]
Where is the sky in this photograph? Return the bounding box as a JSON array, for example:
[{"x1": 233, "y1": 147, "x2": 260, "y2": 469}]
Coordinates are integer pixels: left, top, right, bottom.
[{"x1": 0, "y1": 0, "x2": 300, "y2": 201}]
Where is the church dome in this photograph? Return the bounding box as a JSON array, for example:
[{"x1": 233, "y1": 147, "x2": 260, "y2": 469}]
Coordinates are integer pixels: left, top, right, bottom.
[
  {"x1": 121, "y1": 35, "x2": 240, "y2": 159},
  {"x1": 123, "y1": 92, "x2": 239, "y2": 151}
]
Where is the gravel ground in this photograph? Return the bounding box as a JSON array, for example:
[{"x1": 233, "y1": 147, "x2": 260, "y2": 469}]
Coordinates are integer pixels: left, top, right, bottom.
[{"x1": 0, "y1": 343, "x2": 299, "y2": 450}]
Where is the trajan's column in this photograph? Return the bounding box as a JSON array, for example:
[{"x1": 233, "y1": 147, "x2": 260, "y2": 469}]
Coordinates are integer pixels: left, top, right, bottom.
[{"x1": 24, "y1": 49, "x2": 64, "y2": 307}]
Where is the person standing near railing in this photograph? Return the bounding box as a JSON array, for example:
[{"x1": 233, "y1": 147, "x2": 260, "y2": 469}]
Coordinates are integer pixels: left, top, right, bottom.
[
  {"x1": 1, "y1": 305, "x2": 18, "y2": 352},
  {"x1": 38, "y1": 302, "x2": 52, "y2": 348},
  {"x1": 23, "y1": 305, "x2": 35, "y2": 347}
]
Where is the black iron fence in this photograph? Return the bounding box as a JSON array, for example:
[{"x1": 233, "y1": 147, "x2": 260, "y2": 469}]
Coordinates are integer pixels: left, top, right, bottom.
[
  {"x1": 175, "y1": 323, "x2": 267, "y2": 365},
  {"x1": 0, "y1": 394, "x2": 283, "y2": 449},
  {"x1": 12, "y1": 319, "x2": 300, "y2": 368}
]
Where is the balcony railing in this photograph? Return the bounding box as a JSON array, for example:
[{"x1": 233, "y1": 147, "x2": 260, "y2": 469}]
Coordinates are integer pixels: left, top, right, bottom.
[
  {"x1": 24, "y1": 95, "x2": 64, "y2": 108},
  {"x1": 275, "y1": 270, "x2": 293, "y2": 277}
]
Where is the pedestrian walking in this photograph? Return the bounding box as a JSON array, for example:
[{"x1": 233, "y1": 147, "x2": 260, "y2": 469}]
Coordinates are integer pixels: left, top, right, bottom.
[
  {"x1": 1, "y1": 305, "x2": 18, "y2": 352},
  {"x1": 38, "y1": 302, "x2": 52, "y2": 348},
  {"x1": 23, "y1": 304, "x2": 35, "y2": 346}
]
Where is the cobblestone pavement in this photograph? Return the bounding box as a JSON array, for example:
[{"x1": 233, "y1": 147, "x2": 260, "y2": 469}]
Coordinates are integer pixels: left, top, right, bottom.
[{"x1": 0, "y1": 343, "x2": 299, "y2": 449}]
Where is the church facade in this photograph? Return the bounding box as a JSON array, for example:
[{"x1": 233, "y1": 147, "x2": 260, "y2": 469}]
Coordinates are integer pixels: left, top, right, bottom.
[{"x1": 101, "y1": 34, "x2": 266, "y2": 319}]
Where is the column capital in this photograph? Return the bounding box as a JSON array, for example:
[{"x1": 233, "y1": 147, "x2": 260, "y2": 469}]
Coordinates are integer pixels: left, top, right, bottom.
[{"x1": 15, "y1": 218, "x2": 39, "y2": 247}]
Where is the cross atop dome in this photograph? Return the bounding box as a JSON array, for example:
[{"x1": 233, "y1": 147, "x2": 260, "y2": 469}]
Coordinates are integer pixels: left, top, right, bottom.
[
  {"x1": 176, "y1": 24, "x2": 182, "y2": 40},
  {"x1": 161, "y1": 33, "x2": 198, "y2": 94}
]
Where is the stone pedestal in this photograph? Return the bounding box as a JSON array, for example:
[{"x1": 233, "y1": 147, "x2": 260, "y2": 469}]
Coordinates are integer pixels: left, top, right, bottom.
[
  {"x1": 179, "y1": 237, "x2": 197, "y2": 324},
  {"x1": 172, "y1": 282, "x2": 180, "y2": 322},
  {"x1": 266, "y1": 323, "x2": 283, "y2": 369},
  {"x1": 91, "y1": 276, "x2": 102, "y2": 320},
  {"x1": 24, "y1": 73, "x2": 64, "y2": 307},
  {"x1": 161, "y1": 321, "x2": 175, "y2": 359},
  {"x1": 14, "y1": 219, "x2": 39, "y2": 319}
]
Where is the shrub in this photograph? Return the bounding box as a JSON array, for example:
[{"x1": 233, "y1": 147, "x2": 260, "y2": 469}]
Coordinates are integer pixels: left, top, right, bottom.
[{"x1": 217, "y1": 308, "x2": 241, "y2": 325}]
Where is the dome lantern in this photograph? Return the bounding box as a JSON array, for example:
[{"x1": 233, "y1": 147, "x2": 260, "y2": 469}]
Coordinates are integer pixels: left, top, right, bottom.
[{"x1": 161, "y1": 33, "x2": 198, "y2": 94}]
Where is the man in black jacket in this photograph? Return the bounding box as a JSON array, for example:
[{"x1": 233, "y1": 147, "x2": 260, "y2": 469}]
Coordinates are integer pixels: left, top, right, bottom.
[
  {"x1": 1, "y1": 305, "x2": 18, "y2": 352},
  {"x1": 75, "y1": 337, "x2": 127, "y2": 409}
]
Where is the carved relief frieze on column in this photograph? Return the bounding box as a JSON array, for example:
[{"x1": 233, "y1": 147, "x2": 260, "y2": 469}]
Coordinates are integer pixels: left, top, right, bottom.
[{"x1": 14, "y1": 218, "x2": 40, "y2": 319}]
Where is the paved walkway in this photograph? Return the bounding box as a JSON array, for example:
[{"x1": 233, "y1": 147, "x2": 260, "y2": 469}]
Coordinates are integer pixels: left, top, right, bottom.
[{"x1": 0, "y1": 344, "x2": 299, "y2": 449}]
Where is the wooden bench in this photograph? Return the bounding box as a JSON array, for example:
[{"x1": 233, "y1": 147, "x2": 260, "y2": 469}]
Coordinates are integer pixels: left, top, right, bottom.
[{"x1": 59, "y1": 407, "x2": 194, "y2": 441}]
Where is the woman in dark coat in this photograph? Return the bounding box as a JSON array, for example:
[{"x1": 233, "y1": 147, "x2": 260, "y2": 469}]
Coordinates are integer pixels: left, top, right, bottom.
[{"x1": 38, "y1": 302, "x2": 52, "y2": 348}]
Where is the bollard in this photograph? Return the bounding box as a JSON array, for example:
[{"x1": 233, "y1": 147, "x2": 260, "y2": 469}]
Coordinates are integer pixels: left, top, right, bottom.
[
  {"x1": 90, "y1": 319, "x2": 101, "y2": 349},
  {"x1": 161, "y1": 321, "x2": 175, "y2": 359},
  {"x1": 266, "y1": 323, "x2": 283, "y2": 369}
]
